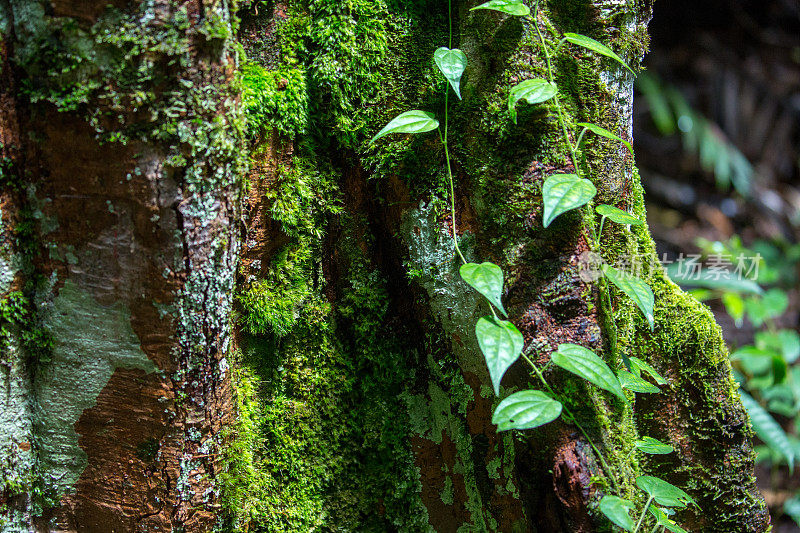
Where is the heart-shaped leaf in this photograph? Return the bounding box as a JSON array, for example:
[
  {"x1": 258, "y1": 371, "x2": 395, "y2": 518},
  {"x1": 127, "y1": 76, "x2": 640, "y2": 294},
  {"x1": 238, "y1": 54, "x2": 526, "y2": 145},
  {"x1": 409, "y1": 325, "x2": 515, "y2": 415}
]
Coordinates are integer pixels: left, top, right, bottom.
[
  {"x1": 634, "y1": 436, "x2": 674, "y2": 455},
  {"x1": 470, "y1": 0, "x2": 530, "y2": 16},
  {"x1": 460, "y1": 262, "x2": 508, "y2": 317},
  {"x1": 629, "y1": 357, "x2": 667, "y2": 385},
  {"x1": 476, "y1": 316, "x2": 524, "y2": 396},
  {"x1": 508, "y1": 79, "x2": 557, "y2": 123},
  {"x1": 636, "y1": 475, "x2": 696, "y2": 508},
  {"x1": 602, "y1": 264, "x2": 655, "y2": 330},
  {"x1": 434, "y1": 47, "x2": 468, "y2": 100},
  {"x1": 542, "y1": 174, "x2": 597, "y2": 228},
  {"x1": 563, "y1": 33, "x2": 634, "y2": 74},
  {"x1": 598, "y1": 495, "x2": 636, "y2": 532},
  {"x1": 740, "y1": 390, "x2": 795, "y2": 471},
  {"x1": 596, "y1": 204, "x2": 644, "y2": 226},
  {"x1": 551, "y1": 343, "x2": 626, "y2": 402},
  {"x1": 649, "y1": 507, "x2": 689, "y2": 533},
  {"x1": 577, "y1": 122, "x2": 634, "y2": 155},
  {"x1": 492, "y1": 390, "x2": 562, "y2": 431},
  {"x1": 618, "y1": 370, "x2": 660, "y2": 394},
  {"x1": 370, "y1": 110, "x2": 439, "y2": 143}
]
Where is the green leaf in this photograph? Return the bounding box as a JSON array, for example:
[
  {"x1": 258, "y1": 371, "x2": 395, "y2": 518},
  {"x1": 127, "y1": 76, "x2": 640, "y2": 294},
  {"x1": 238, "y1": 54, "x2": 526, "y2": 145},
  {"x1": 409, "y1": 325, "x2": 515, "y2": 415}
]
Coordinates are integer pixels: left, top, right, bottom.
[
  {"x1": 739, "y1": 390, "x2": 795, "y2": 471},
  {"x1": 508, "y1": 79, "x2": 557, "y2": 124},
  {"x1": 602, "y1": 264, "x2": 655, "y2": 330},
  {"x1": 370, "y1": 110, "x2": 439, "y2": 143},
  {"x1": 434, "y1": 47, "x2": 468, "y2": 100},
  {"x1": 778, "y1": 329, "x2": 800, "y2": 363},
  {"x1": 665, "y1": 263, "x2": 764, "y2": 295},
  {"x1": 635, "y1": 475, "x2": 696, "y2": 508},
  {"x1": 470, "y1": 0, "x2": 530, "y2": 16},
  {"x1": 634, "y1": 436, "x2": 674, "y2": 455},
  {"x1": 577, "y1": 122, "x2": 634, "y2": 155},
  {"x1": 492, "y1": 390, "x2": 562, "y2": 431},
  {"x1": 476, "y1": 316, "x2": 524, "y2": 396},
  {"x1": 649, "y1": 506, "x2": 689, "y2": 533},
  {"x1": 460, "y1": 262, "x2": 508, "y2": 317},
  {"x1": 551, "y1": 343, "x2": 626, "y2": 402},
  {"x1": 618, "y1": 370, "x2": 660, "y2": 394},
  {"x1": 563, "y1": 32, "x2": 634, "y2": 74},
  {"x1": 722, "y1": 292, "x2": 746, "y2": 328},
  {"x1": 784, "y1": 495, "x2": 800, "y2": 528},
  {"x1": 595, "y1": 204, "x2": 644, "y2": 226},
  {"x1": 629, "y1": 357, "x2": 668, "y2": 385},
  {"x1": 542, "y1": 174, "x2": 597, "y2": 228},
  {"x1": 731, "y1": 346, "x2": 774, "y2": 375},
  {"x1": 745, "y1": 289, "x2": 788, "y2": 327},
  {"x1": 598, "y1": 495, "x2": 636, "y2": 532}
]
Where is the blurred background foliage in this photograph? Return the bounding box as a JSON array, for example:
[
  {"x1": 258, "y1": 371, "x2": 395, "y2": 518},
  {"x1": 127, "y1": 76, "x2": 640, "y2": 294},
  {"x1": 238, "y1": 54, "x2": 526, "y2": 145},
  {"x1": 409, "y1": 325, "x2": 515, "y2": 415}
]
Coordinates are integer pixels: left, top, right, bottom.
[{"x1": 636, "y1": 0, "x2": 800, "y2": 529}]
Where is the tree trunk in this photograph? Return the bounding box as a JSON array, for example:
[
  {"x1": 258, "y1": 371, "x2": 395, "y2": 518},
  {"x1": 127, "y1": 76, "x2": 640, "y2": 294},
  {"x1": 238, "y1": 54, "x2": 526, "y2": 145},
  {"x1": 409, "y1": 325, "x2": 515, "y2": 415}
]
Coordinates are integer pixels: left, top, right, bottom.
[
  {"x1": 0, "y1": 0, "x2": 243, "y2": 530},
  {"x1": 0, "y1": 1, "x2": 769, "y2": 532}
]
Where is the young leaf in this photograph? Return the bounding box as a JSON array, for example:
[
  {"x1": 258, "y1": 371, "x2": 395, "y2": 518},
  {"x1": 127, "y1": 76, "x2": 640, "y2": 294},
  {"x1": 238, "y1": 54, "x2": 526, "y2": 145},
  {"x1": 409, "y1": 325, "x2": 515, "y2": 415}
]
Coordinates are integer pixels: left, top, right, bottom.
[
  {"x1": 551, "y1": 343, "x2": 626, "y2": 402},
  {"x1": 634, "y1": 436, "x2": 674, "y2": 455},
  {"x1": 470, "y1": 0, "x2": 530, "y2": 16},
  {"x1": 595, "y1": 204, "x2": 644, "y2": 226},
  {"x1": 598, "y1": 495, "x2": 636, "y2": 532},
  {"x1": 542, "y1": 174, "x2": 597, "y2": 228},
  {"x1": 739, "y1": 390, "x2": 795, "y2": 471},
  {"x1": 370, "y1": 110, "x2": 439, "y2": 143},
  {"x1": 563, "y1": 33, "x2": 634, "y2": 74},
  {"x1": 492, "y1": 390, "x2": 562, "y2": 431},
  {"x1": 577, "y1": 122, "x2": 634, "y2": 155},
  {"x1": 618, "y1": 370, "x2": 660, "y2": 394},
  {"x1": 434, "y1": 47, "x2": 468, "y2": 100},
  {"x1": 476, "y1": 316, "x2": 524, "y2": 396},
  {"x1": 602, "y1": 264, "x2": 655, "y2": 330},
  {"x1": 635, "y1": 475, "x2": 696, "y2": 508},
  {"x1": 508, "y1": 79, "x2": 557, "y2": 124},
  {"x1": 629, "y1": 357, "x2": 668, "y2": 385},
  {"x1": 649, "y1": 506, "x2": 689, "y2": 533},
  {"x1": 460, "y1": 262, "x2": 508, "y2": 317}
]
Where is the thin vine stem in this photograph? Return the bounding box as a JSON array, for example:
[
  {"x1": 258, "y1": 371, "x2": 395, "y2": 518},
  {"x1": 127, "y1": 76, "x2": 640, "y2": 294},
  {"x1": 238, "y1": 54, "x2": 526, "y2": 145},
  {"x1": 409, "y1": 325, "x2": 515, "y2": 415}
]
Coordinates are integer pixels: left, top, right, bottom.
[
  {"x1": 521, "y1": 353, "x2": 621, "y2": 493},
  {"x1": 532, "y1": 1, "x2": 624, "y2": 370},
  {"x1": 633, "y1": 495, "x2": 654, "y2": 533},
  {"x1": 443, "y1": 0, "x2": 466, "y2": 265},
  {"x1": 527, "y1": 1, "x2": 628, "y2": 491},
  {"x1": 533, "y1": 1, "x2": 579, "y2": 175}
]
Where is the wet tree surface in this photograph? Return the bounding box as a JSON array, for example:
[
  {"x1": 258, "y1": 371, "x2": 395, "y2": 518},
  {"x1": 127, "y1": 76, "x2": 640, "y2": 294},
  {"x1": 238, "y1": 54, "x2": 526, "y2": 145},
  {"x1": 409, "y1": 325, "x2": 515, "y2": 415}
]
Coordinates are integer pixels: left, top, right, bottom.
[{"x1": 0, "y1": 1, "x2": 770, "y2": 532}]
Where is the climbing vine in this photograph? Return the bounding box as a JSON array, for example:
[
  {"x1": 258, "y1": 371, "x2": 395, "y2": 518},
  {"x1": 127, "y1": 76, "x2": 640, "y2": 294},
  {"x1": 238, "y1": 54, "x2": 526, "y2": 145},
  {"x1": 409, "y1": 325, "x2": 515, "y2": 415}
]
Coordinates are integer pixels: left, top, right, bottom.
[{"x1": 369, "y1": 0, "x2": 696, "y2": 531}]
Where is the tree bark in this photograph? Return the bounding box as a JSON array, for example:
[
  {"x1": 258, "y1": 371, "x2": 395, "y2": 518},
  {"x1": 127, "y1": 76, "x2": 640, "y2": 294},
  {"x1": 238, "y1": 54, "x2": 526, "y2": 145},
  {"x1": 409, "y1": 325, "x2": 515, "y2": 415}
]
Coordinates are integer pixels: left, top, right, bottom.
[
  {"x1": 0, "y1": 0, "x2": 769, "y2": 532},
  {"x1": 1, "y1": 1, "x2": 243, "y2": 530}
]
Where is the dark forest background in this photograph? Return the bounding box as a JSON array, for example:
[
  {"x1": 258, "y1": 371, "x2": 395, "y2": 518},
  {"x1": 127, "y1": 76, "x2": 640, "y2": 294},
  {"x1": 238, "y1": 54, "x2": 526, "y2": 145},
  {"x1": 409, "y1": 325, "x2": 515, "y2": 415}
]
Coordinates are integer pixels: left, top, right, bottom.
[{"x1": 638, "y1": 0, "x2": 800, "y2": 529}]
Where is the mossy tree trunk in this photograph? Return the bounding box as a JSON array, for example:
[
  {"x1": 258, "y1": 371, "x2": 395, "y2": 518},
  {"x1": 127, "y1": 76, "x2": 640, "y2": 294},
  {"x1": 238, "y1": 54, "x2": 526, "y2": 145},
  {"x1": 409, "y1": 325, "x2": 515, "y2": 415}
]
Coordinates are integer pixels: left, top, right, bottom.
[
  {"x1": 0, "y1": 0, "x2": 769, "y2": 532},
  {"x1": 0, "y1": 0, "x2": 244, "y2": 530}
]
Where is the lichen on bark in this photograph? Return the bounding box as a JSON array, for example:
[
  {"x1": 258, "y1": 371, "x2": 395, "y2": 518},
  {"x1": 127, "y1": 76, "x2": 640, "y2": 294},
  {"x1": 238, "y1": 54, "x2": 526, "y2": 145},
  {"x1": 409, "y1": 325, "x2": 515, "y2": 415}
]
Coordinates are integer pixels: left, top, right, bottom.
[{"x1": 0, "y1": 0, "x2": 247, "y2": 530}]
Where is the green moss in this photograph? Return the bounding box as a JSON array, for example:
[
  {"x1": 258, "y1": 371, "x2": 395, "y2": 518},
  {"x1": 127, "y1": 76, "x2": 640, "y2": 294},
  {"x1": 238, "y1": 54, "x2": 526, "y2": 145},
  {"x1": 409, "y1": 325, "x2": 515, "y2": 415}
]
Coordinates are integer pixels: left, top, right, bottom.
[
  {"x1": 237, "y1": 157, "x2": 340, "y2": 336},
  {"x1": 241, "y1": 63, "x2": 309, "y2": 138},
  {"x1": 224, "y1": 252, "x2": 431, "y2": 531}
]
